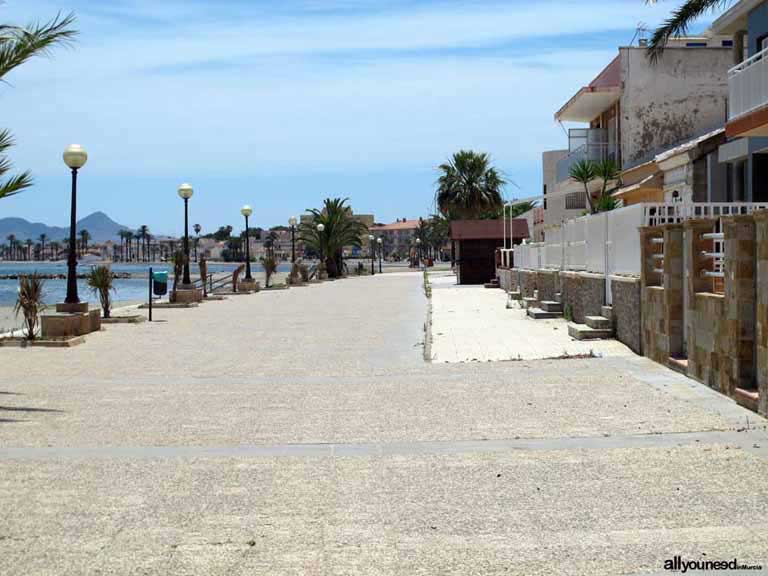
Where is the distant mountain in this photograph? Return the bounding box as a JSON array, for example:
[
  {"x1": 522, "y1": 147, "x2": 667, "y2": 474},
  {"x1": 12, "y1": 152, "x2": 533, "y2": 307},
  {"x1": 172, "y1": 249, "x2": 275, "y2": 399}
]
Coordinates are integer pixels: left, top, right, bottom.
[{"x1": 0, "y1": 211, "x2": 130, "y2": 244}]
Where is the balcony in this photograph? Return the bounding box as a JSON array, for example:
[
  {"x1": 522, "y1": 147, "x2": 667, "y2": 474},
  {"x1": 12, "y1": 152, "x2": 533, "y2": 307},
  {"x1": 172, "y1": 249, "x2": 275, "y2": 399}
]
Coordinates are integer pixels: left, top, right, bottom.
[
  {"x1": 556, "y1": 128, "x2": 615, "y2": 182},
  {"x1": 727, "y1": 46, "x2": 768, "y2": 136}
]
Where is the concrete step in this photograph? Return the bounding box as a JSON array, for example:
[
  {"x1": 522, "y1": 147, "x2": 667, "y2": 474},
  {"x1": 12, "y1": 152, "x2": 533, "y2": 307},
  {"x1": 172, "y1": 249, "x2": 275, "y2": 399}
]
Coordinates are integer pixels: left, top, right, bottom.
[
  {"x1": 667, "y1": 356, "x2": 688, "y2": 376},
  {"x1": 522, "y1": 296, "x2": 538, "y2": 308},
  {"x1": 601, "y1": 305, "x2": 613, "y2": 321},
  {"x1": 585, "y1": 315, "x2": 611, "y2": 329},
  {"x1": 568, "y1": 323, "x2": 613, "y2": 340},
  {"x1": 527, "y1": 307, "x2": 561, "y2": 320},
  {"x1": 540, "y1": 301, "x2": 563, "y2": 313},
  {"x1": 508, "y1": 290, "x2": 522, "y2": 300},
  {"x1": 735, "y1": 387, "x2": 759, "y2": 413},
  {"x1": 484, "y1": 279, "x2": 500, "y2": 289}
]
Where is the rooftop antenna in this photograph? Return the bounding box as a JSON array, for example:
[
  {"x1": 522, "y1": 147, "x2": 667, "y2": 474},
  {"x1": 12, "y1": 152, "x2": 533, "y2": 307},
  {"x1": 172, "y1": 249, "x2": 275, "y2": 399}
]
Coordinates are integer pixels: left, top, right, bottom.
[{"x1": 633, "y1": 22, "x2": 649, "y2": 47}]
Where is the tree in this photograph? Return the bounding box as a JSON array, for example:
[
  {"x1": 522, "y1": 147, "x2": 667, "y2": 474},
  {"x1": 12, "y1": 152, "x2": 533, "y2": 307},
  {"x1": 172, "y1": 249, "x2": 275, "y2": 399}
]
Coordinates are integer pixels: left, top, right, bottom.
[
  {"x1": 49, "y1": 241, "x2": 60, "y2": 260},
  {"x1": 647, "y1": 0, "x2": 730, "y2": 62},
  {"x1": 87, "y1": 265, "x2": 115, "y2": 318},
  {"x1": 6, "y1": 234, "x2": 15, "y2": 260},
  {"x1": 0, "y1": 13, "x2": 77, "y2": 201},
  {"x1": 569, "y1": 159, "x2": 598, "y2": 214},
  {"x1": 79, "y1": 229, "x2": 90, "y2": 256},
  {"x1": 436, "y1": 150, "x2": 505, "y2": 220},
  {"x1": 125, "y1": 230, "x2": 134, "y2": 261},
  {"x1": 38, "y1": 233, "x2": 46, "y2": 261},
  {"x1": 138, "y1": 225, "x2": 150, "y2": 262},
  {"x1": 298, "y1": 198, "x2": 368, "y2": 278}
]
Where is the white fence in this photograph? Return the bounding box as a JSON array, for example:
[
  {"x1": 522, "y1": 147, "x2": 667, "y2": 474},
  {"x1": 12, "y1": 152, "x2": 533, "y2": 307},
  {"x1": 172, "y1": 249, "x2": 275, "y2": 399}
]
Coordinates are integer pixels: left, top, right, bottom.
[
  {"x1": 508, "y1": 202, "x2": 768, "y2": 304},
  {"x1": 728, "y1": 45, "x2": 768, "y2": 121}
]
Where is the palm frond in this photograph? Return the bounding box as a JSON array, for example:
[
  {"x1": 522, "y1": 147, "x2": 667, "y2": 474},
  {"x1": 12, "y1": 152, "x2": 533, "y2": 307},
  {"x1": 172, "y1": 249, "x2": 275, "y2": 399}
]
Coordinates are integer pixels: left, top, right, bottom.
[
  {"x1": 0, "y1": 12, "x2": 77, "y2": 81},
  {"x1": 646, "y1": 0, "x2": 730, "y2": 63}
]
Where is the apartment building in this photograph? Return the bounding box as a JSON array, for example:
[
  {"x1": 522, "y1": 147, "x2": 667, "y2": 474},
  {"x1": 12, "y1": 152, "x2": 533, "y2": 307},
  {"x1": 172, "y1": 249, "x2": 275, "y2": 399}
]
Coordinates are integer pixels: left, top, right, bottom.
[{"x1": 543, "y1": 39, "x2": 733, "y2": 225}]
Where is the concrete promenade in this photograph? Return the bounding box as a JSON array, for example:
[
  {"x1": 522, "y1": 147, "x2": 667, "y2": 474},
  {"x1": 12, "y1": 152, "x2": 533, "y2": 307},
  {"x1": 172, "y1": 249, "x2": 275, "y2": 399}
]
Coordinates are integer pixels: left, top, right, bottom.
[{"x1": 1, "y1": 272, "x2": 767, "y2": 575}]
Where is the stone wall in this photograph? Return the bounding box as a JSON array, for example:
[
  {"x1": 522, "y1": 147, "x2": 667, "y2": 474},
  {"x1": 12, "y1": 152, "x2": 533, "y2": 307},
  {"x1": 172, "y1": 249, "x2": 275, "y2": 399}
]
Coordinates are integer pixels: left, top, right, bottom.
[
  {"x1": 497, "y1": 268, "x2": 517, "y2": 292},
  {"x1": 560, "y1": 271, "x2": 604, "y2": 323},
  {"x1": 754, "y1": 213, "x2": 768, "y2": 417},
  {"x1": 535, "y1": 270, "x2": 558, "y2": 302},
  {"x1": 642, "y1": 286, "x2": 668, "y2": 363},
  {"x1": 519, "y1": 269, "x2": 537, "y2": 298},
  {"x1": 611, "y1": 276, "x2": 641, "y2": 355}
]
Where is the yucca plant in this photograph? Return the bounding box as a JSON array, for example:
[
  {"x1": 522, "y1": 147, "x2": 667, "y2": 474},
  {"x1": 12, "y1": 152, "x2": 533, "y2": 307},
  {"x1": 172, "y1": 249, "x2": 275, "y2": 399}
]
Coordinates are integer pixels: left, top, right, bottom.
[
  {"x1": 87, "y1": 265, "x2": 115, "y2": 318},
  {"x1": 14, "y1": 274, "x2": 45, "y2": 340},
  {"x1": 261, "y1": 253, "x2": 279, "y2": 288}
]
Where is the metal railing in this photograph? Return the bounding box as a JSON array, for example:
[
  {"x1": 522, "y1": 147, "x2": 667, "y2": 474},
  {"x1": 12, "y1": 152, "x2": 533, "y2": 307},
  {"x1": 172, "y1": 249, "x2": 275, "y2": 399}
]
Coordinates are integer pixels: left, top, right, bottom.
[
  {"x1": 728, "y1": 45, "x2": 768, "y2": 121},
  {"x1": 643, "y1": 202, "x2": 768, "y2": 226},
  {"x1": 556, "y1": 143, "x2": 611, "y2": 182}
]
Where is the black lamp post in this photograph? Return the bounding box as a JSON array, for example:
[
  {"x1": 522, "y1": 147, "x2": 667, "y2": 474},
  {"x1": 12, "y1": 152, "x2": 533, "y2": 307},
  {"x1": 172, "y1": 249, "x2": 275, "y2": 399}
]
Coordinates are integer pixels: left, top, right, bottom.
[
  {"x1": 242, "y1": 205, "x2": 253, "y2": 280},
  {"x1": 289, "y1": 216, "x2": 297, "y2": 262},
  {"x1": 177, "y1": 183, "x2": 194, "y2": 286},
  {"x1": 416, "y1": 237, "x2": 422, "y2": 270},
  {"x1": 368, "y1": 234, "x2": 375, "y2": 275},
  {"x1": 317, "y1": 223, "x2": 325, "y2": 275},
  {"x1": 63, "y1": 144, "x2": 88, "y2": 304},
  {"x1": 377, "y1": 237, "x2": 383, "y2": 273}
]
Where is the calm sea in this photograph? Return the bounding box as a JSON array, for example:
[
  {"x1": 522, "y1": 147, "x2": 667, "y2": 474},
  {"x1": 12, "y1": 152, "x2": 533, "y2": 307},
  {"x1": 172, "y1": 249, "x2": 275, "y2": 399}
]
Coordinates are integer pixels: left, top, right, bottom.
[{"x1": 0, "y1": 261, "x2": 291, "y2": 307}]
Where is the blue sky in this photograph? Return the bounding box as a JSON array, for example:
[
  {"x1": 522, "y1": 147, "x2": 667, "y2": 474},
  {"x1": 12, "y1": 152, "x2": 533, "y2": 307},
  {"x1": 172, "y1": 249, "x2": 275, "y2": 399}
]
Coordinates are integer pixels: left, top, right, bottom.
[{"x1": 0, "y1": 0, "x2": 713, "y2": 235}]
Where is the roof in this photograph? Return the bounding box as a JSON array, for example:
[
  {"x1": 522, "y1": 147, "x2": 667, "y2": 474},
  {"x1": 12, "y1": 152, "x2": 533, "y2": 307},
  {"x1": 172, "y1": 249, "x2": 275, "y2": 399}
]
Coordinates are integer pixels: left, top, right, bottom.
[
  {"x1": 612, "y1": 173, "x2": 663, "y2": 199},
  {"x1": 371, "y1": 219, "x2": 420, "y2": 231},
  {"x1": 449, "y1": 219, "x2": 529, "y2": 241},
  {"x1": 653, "y1": 127, "x2": 726, "y2": 164},
  {"x1": 711, "y1": 0, "x2": 759, "y2": 34},
  {"x1": 555, "y1": 56, "x2": 621, "y2": 122}
]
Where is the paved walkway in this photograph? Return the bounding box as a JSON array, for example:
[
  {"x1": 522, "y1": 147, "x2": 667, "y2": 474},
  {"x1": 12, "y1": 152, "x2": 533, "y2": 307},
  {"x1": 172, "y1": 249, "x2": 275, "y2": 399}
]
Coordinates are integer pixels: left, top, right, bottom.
[
  {"x1": 429, "y1": 272, "x2": 632, "y2": 362},
  {"x1": 1, "y1": 271, "x2": 767, "y2": 575}
]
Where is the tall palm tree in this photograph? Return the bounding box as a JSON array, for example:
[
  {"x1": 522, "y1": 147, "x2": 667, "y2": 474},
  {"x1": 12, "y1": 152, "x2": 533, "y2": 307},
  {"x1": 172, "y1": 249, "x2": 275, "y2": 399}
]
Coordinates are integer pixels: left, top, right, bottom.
[
  {"x1": 298, "y1": 197, "x2": 368, "y2": 278},
  {"x1": 138, "y1": 225, "x2": 150, "y2": 262},
  {"x1": 25, "y1": 238, "x2": 32, "y2": 260},
  {"x1": 6, "y1": 234, "x2": 15, "y2": 260},
  {"x1": 38, "y1": 233, "x2": 46, "y2": 261},
  {"x1": 435, "y1": 150, "x2": 505, "y2": 220},
  {"x1": 647, "y1": 0, "x2": 730, "y2": 61},
  {"x1": 49, "y1": 241, "x2": 60, "y2": 260},
  {"x1": 79, "y1": 229, "x2": 90, "y2": 256},
  {"x1": 0, "y1": 14, "x2": 77, "y2": 201},
  {"x1": 569, "y1": 159, "x2": 598, "y2": 214},
  {"x1": 125, "y1": 230, "x2": 134, "y2": 261}
]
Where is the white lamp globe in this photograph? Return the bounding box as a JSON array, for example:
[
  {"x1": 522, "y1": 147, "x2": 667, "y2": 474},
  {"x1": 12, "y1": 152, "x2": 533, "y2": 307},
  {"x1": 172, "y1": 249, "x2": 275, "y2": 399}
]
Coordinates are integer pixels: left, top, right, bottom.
[
  {"x1": 416, "y1": 238, "x2": 422, "y2": 244},
  {"x1": 377, "y1": 237, "x2": 382, "y2": 244},
  {"x1": 317, "y1": 223, "x2": 325, "y2": 232},
  {"x1": 368, "y1": 234, "x2": 374, "y2": 241},
  {"x1": 63, "y1": 144, "x2": 88, "y2": 169},
  {"x1": 289, "y1": 216, "x2": 297, "y2": 226},
  {"x1": 178, "y1": 183, "x2": 194, "y2": 200},
  {"x1": 241, "y1": 205, "x2": 253, "y2": 217}
]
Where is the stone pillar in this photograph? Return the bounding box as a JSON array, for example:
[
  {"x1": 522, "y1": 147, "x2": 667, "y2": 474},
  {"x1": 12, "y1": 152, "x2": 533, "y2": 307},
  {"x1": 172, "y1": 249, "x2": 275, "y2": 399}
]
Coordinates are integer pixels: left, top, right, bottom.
[
  {"x1": 722, "y1": 215, "x2": 756, "y2": 397},
  {"x1": 664, "y1": 225, "x2": 684, "y2": 359},
  {"x1": 753, "y1": 211, "x2": 768, "y2": 416}
]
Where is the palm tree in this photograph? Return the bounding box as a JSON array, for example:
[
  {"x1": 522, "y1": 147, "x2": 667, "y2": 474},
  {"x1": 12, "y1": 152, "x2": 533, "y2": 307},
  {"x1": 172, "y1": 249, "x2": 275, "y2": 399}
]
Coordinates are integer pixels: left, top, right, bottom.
[
  {"x1": 137, "y1": 225, "x2": 150, "y2": 262},
  {"x1": 38, "y1": 233, "x2": 46, "y2": 261},
  {"x1": 647, "y1": 0, "x2": 730, "y2": 62},
  {"x1": 298, "y1": 197, "x2": 368, "y2": 278},
  {"x1": 87, "y1": 265, "x2": 115, "y2": 318},
  {"x1": 49, "y1": 241, "x2": 60, "y2": 260},
  {"x1": 6, "y1": 234, "x2": 15, "y2": 260},
  {"x1": 0, "y1": 14, "x2": 77, "y2": 201},
  {"x1": 125, "y1": 230, "x2": 134, "y2": 261},
  {"x1": 436, "y1": 150, "x2": 505, "y2": 220},
  {"x1": 25, "y1": 238, "x2": 32, "y2": 261},
  {"x1": 593, "y1": 159, "x2": 621, "y2": 211},
  {"x1": 569, "y1": 159, "x2": 598, "y2": 214},
  {"x1": 79, "y1": 229, "x2": 90, "y2": 256}
]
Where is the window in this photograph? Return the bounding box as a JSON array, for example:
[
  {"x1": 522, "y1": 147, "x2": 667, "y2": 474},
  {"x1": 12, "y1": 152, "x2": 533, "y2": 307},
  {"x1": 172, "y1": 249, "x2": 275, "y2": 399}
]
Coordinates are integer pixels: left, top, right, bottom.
[{"x1": 565, "y1": 192, "x2": 586, "y2": 210}]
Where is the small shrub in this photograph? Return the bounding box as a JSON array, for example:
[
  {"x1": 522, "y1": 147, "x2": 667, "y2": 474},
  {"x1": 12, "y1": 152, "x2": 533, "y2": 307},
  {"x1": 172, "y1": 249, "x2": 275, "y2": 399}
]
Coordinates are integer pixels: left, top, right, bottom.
[
  {"x1": 14, "y1": 275, "x2": 45, "y2": 340},
  {"x1": 261, "y1": 253, "x2": 279, "y2": 288},
  {"x1": 87, "y1": 265, "x2": 115, "y2": 318}
]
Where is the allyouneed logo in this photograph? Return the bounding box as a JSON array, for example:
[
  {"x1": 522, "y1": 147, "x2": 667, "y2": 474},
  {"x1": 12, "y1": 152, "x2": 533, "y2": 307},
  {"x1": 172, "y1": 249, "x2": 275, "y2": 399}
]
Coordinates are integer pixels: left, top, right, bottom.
[{"x1": 664, "y1": 556, "x2": 763, "y2": 572}]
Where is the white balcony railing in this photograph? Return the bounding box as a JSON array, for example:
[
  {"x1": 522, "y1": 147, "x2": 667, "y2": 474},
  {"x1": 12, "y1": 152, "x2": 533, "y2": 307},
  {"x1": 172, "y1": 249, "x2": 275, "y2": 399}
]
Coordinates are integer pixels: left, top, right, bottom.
[{"x1": 728, "y1": 45, "x2": 768, "y2": 121}]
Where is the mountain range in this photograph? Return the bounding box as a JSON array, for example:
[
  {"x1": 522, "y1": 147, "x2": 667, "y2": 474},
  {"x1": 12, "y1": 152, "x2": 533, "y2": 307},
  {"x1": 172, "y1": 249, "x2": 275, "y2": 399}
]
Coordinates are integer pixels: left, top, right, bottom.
[{"x1": 0, "y1": 212, "x2": 130, "y2": 244}]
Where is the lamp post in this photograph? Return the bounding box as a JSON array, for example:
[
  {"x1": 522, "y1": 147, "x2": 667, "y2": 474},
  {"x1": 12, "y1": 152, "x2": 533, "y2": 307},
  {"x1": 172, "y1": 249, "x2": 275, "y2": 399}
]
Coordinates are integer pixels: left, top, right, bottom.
[
  {"x1": 368, "y1": 234, "x2": 375, "y2": 275},
  {"x1": 289, "y1": 216, "x2": 297, "y2": 263},
  {"x1": 241, "y1": 205, "x2": 253, "y2": 280},
  {"x1": 416, "y1": 237, "x2": 422, "y2": 270},
  {"x1": 317, "y1": 223, "x2": 325, "y2": 276},
  {"x1": 177, "y1": 183, "x2": 194, "y2": 286},
  {"x1": 63, "y1": 144, "x2": 88, "y2": 304},
  {"x1": 377, "y1": 237, "x2": 383, "y2": 273}
]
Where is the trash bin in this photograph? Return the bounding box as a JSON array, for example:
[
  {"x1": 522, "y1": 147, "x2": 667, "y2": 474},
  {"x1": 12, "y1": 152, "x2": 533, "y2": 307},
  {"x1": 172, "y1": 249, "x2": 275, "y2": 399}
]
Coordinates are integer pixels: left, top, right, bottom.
[{"x1": 152, "y1": 271, "x2": 168, "y2": 296}]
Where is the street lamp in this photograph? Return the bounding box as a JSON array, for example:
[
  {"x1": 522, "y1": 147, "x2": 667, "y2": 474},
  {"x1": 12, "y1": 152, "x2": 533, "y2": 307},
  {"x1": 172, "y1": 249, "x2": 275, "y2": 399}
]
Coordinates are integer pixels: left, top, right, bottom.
[
  {"x1": 63, "y1": 144, "x2": 88, "y2": 304},
  {"x1": 416, "y1": 237, "x2": 422, "y2": 270},
  {"x1": 317, "y1": 223, "x2": 325, "y2": 275},
  {"x1": 177, "y1": 183, "x2": 194, "y2": 286},
  {"x1": 377, "y1": 237, "x2": 383, "y2": 273},
  {"x1": 241, "y1": 205, "x2": 253, "y2": 280},
  {"x1": 368, "y1": 234, "x2": 375, "y2": 275},
  {"x1": 289, "y1": 216, "x2": 297, "y2": 263}
]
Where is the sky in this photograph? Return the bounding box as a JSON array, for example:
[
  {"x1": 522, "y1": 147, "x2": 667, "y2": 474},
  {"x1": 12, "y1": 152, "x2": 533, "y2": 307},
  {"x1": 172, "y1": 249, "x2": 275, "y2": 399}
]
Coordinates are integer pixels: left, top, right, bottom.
[{"x1": 0, "y1": 0, "x2": 714, "y2": 236}]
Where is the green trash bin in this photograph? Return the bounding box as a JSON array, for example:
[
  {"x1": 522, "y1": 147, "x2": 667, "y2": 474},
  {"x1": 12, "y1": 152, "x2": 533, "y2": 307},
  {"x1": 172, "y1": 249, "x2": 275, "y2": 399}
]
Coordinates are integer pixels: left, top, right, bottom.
[{"x1": 152, "y1": 271, "x2": 168, "y2": 296}]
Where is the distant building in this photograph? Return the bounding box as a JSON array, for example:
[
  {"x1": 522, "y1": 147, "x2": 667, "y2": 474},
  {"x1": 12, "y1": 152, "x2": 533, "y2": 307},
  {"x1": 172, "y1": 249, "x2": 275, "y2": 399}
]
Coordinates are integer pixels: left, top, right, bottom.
[{"x1": 370, "y1": 219, "x2": 420, "y2": 258}]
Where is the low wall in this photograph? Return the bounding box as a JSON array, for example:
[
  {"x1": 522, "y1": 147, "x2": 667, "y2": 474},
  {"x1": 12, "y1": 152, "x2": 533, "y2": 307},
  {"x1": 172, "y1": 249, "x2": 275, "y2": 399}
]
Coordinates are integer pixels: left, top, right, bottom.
[
  {"x1": 497, "y1": 268, "x2": 518, "y2": 292},
  {"x1": 519, "y1": 269, "x2": 537, "y2": 298},
  {"x1": 686, "y1": 293, "x2": 728, "y2": 392},
  {"x1": 560, "y1": 271, "x2": 604, "y2": 323},
  {"x1": 611, "y1": 276, "x2": 641, "y2": 355},
  {"x1": 641, "y1": 286, "x2": 668, "y2": 363},
  {"x1": 536, "y1": 270, "x2": 558, "y2": 302}
]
